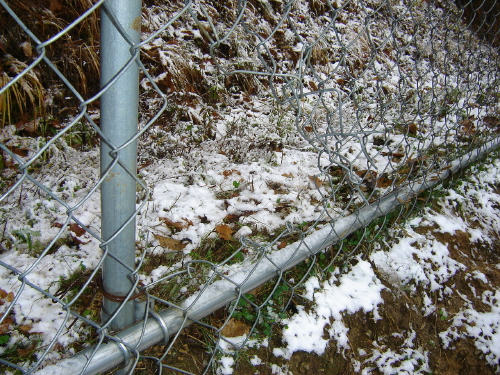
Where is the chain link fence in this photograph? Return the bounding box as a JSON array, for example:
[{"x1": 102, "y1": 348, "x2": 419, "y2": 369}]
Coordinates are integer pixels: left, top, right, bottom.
[{"x1": 1, "y1": 0, "x2": 499, "y2": 373}]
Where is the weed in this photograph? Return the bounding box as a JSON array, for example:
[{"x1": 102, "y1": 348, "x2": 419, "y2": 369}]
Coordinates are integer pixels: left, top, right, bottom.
[
  {"x1": 11, "y1": 228, "x2": 43, "y2": 254},
  {"x1": 232, "y1": 285, "x2": 291, "y2": 337},
  {"x1": 439, "y1": 308, "x2": 448, "y2": 321},
  {"x1": 191, "y1": 233, "x2": 241, "y2": 265}
]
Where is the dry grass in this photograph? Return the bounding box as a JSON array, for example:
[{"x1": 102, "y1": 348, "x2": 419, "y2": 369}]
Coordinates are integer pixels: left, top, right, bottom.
[
  {"x1": 0, "y1": 0, "x2": 100, "y2": 127},
  {"x1": 0, "y1": 57, "x2": 45, "y2": 128}
]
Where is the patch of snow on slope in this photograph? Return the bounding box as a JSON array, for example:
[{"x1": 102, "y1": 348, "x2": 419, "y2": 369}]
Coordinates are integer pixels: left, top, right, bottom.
[{"x1": 274, "y1": 257, "x2": 384, "y2": 358}]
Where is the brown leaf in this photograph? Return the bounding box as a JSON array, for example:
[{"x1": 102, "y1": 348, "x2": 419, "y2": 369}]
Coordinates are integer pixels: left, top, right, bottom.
[
  {"x1": 18, "y1": 325, "x2": 32, "y2": 333},
  {"x1": 408, "y1": 123, "x2": 418, "y2": 135},
  {"x1": 461, "y1": 119, "x2": 476, "y2": 135},
  {"x1": 15, "y1": 120, "x2": 37, "y2": 133},
  {"x1": 483, "y1": 115, "x2": 499, "y2": 127},
  {"x1": 17, "y1": 343, "x2": 35, "y2": 357},
  {"x1": 0, "y1": 317, "x2": 13, "y2": 335},
  {"x1": 160, "y1": 217, "x2": 186, "y2": 231},
  {"x1": 309, "y1": 81, "x2": 318, "y2": 91},
  {"x1": 7, "y1": 292, "x2": 14, "y2": 302},
  {"x1": 278, "y1": 241, "x2": 287, "y2": 249},
  {"x1": 221, "y1": 318, "x2": 250, "y2": 338},
  {"x1": 282, "y1": 172, "x2": 294, "y2": 178},
  {"x1": 376, "y1": 177, "x2": 393, "y2": 188},
  {"x1": 222, "y1": 169, "x2": 240, "y2": 177},
  {"x1": 309, "y1": 175, "x2": 323, "y2": 187},
  {"x1": 1, "y1": 316, "x2": 13, "y2": 326},
  {"x1": 0, "y1": 288, "x2": 7, "y2": 299},
  {"x1": 216, "y1": 224, "x2": 233, "y2": 241},
  {"x1": 21, "y1": 42, "x2": 32, "y2": 58},
  {"x1": 355, "y1": 170, "x2": 378, "y2": 182},
  {"x1": 337, "y1": 78, "x2": 347, "y2": 86},
  {"x1": 247, "y1": 285, "x2": 262, "y2": 296},
  {"x1": 154, "y1": 234, "x2": 187, "y2": 251},
  {"x1": 69, "y1": 223, "x2": 86, "y2": 237},
  {"x1": 224, "y1": 214, "x2": 241, "y2": 223},
  {"x1": 0, "y1": 323, "x2": 10, "y2": 334},
  {"x1": 69, "y1": 223, "x2": 90, "y2": 245}
]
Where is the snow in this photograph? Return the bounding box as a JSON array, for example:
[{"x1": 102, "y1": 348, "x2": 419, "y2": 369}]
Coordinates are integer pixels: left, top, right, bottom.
[
  {"x1": 218, "y1": 356, "x2": 235, "y2": 375},
  {"x1": 440, "y1": 289, "x2": 500, "y2": 366},
  {"x1": 267, "y1": 258, "x2": 385, "y2": 358},
  {"x1": 361, "y1": 331, "x2": 431, "y2": 375}
]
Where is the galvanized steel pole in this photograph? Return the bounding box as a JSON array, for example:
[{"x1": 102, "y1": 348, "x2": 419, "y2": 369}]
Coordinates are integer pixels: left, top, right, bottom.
[{"x1": 100, "y1": 0, "x2": 141, "y2": 332}]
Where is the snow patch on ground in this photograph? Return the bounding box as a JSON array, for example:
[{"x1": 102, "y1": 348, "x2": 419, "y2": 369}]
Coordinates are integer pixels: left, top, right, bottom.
[{"x1": 274, "y1": 258, "x2": 385, "y2": 358}]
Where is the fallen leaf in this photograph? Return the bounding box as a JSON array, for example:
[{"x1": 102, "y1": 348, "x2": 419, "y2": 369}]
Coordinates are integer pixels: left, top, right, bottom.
[
  {"x1": 154, "y1": 234, "x2": 187, "y2": 251},
  {"x1": 376, "y1": 177, "x2": 393, "y2": 188},
  {"x1": 278, "y1": 241, "x2": 287, "y2": 249},
  {"x1": 247, "y1": 285, "x2": 262, "y2": 296},
  {"x1": 221, "y1": 318, "x2": 251, "y2": 338},
  {"x1": 17, "y1": 343, "x2": 35, "y2": 357},
  {"x1": 0, "y1": 288, "x2": 7, "y2": 299},
  {"x1": 328, "y1": 167, "x2": 344, "y2": 177},
  {"x1": 309, "y1": 175, "x2": 323, "y2": 187},
  {"x1": 0, "y1": 324, "x2": 10, "y2": 334},
  {"x1": 216, "y1": 224, "x2": 233, "y2": 241},
  {"x1": 224, "y1": 214, "x2": 241, "y2": 222},
  {"x1": 69, "y1": 223, "x2": 86, "y2": 237},
  {"x1": 160, "y1": 217, "x2": 187, "y2": 231},
  {"x1": 461, "y1": 118, "x2": 476, "y2": 135},
  {"x1": 21, "y1": 42, "x2": 32, "y2": 58},
  {"x1": 282, "y1": 172, "x2": 294, "y2": 178},
  {"x1": 222, "y1": 169, "x2": 240, "y2": 177},
  {"x1": 18, "y1": 325, "x2": 32, "y2": 333},
  {"x1": 355, "y1": 169, "x2": 378, "y2": 182},
  {"x1": 0, "y1": 317, "x2": 14, "y2": 334},
  {"x1": 408, "y1": 123, "x2": 418, "y2": 135},
  {"x1": 69, "y1": 223, "x2": 90, "y2": 245},
  {"x1": 483, "y1": 115, "x2": 499, "y2": 127},
  {"x1": 16, "y1": 120, "x2": 38, "y2": 133}
]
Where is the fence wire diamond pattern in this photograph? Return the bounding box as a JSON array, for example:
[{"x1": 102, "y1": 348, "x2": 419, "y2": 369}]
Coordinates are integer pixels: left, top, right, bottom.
[{"x1": 0, "y1": 0, "x2": 499, "y2": 373}]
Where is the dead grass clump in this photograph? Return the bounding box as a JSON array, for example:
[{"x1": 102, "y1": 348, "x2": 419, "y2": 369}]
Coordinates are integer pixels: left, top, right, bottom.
[
  {"x1": 0, "y1": 0, "x2": 100, "y2": 122},
  {"x1": 143, "y1": 41, "x2": 211, "y2": 98},
  {"x1": 0, "y1": 57, "x2": 45, "y2": 128},
  {"x1": 308, "y1": 0, "x2": 333, "y2": 16}
]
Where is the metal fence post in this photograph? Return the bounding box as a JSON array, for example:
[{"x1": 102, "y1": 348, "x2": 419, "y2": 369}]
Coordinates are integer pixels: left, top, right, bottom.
[{"x1": 100, "y1": 0, "x2": 141, "y2": 332}]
